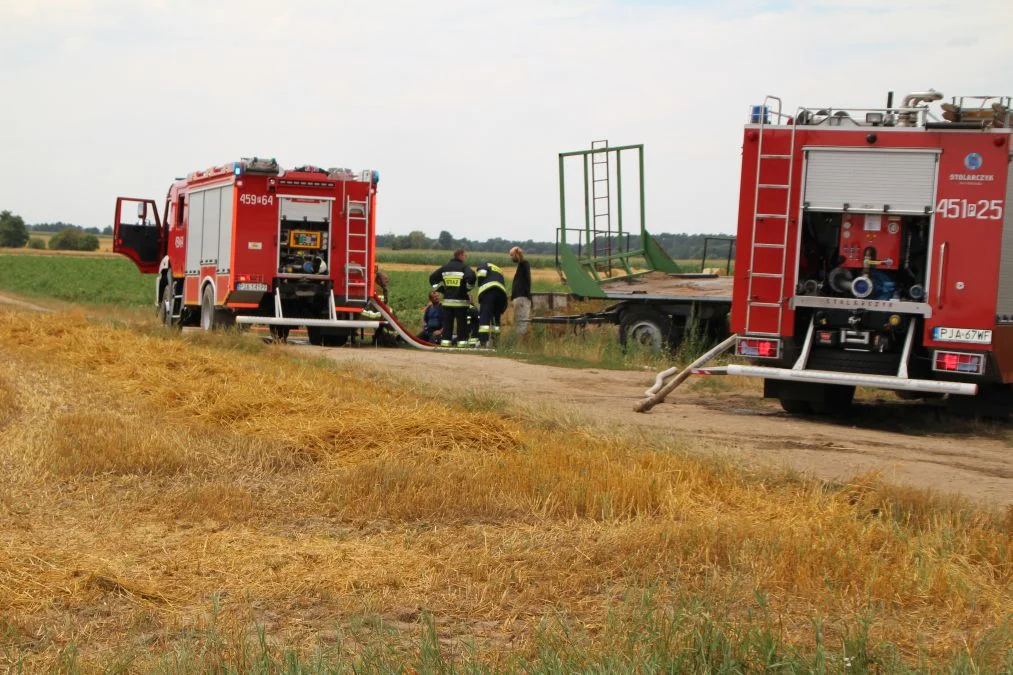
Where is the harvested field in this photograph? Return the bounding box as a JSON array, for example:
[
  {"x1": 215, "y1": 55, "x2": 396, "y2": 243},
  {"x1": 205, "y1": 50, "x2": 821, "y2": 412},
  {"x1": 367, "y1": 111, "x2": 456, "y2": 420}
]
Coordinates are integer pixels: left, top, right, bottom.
[{"x1": 0, "y1": 307, "x2": 1011, "y2": 671}]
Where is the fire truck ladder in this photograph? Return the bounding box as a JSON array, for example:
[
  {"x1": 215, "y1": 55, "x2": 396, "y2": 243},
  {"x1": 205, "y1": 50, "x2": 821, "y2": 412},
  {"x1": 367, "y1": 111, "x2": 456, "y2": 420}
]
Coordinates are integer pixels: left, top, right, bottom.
[
  {"x1": 744, "y1": 95, "x2": 798, "y2": 335},
  {"x1": 344, "y1": 197, "x2": 370, "y2": 304}
]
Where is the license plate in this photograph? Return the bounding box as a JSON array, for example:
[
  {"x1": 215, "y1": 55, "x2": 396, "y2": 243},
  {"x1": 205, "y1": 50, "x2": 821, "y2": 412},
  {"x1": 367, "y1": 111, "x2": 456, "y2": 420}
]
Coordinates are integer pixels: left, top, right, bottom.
[
  {"x1": 236, "y1": 282, "x2": 269, "y2": 292},
  {"x1": 932, "y1": 326, "x2": 992, "y2": 344}
]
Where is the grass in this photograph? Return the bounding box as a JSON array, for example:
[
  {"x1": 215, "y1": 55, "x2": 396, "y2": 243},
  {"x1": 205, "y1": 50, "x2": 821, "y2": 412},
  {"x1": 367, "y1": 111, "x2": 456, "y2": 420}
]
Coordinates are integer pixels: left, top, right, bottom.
[{"x1": 0, "y1": 307, "x2": 1011, "y2": 671}]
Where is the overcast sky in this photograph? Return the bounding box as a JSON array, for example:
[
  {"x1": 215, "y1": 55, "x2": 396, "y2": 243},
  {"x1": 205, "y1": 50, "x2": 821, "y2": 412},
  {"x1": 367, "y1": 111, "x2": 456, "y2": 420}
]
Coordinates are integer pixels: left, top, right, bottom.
[{"x1": 1, "y1": 0, "x2": 1010, "y2": 242}]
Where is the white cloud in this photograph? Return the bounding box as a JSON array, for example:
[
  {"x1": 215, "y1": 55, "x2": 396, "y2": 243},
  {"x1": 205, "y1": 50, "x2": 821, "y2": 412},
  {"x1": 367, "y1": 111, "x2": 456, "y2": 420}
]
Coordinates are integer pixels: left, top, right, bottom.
[{"x1": 0, "y1": 0, "x2": 1010, "y2": 242}]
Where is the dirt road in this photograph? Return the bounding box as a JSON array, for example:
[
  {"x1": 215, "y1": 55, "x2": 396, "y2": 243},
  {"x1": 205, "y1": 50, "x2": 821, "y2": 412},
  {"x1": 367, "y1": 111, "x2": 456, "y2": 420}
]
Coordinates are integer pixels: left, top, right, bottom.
[{"x1": 308, "y1": 344, "x2": 1013, "y2": 506}]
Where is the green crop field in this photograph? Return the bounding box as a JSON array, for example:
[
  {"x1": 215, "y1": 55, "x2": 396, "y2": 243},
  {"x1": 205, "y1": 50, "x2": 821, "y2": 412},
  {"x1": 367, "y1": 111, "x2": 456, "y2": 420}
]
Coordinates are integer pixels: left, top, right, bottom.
[
  {"x1": 0, "y1": 252, "x2": 564, "y2": 318},
  {"x1": 0, "y1": 254, "x2": 156, "y2": 306}
]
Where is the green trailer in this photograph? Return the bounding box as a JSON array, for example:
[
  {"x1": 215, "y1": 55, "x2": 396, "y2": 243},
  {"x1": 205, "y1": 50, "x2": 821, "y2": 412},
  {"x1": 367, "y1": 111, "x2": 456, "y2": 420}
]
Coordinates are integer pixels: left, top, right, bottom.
[{"x1": 544, "y1": 141, "x2": 734, "y2": 351}]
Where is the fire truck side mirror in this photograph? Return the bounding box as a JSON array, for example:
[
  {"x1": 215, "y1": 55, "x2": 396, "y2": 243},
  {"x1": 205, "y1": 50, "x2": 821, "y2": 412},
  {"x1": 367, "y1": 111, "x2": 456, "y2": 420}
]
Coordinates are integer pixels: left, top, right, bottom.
[{"x1": 137, "y1": 202, "x2": 147, "y2": 221}]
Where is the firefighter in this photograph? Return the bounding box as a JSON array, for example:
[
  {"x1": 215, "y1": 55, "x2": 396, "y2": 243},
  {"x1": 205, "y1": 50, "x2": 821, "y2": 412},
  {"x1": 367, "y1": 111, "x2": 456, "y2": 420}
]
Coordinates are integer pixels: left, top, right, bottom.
[
  {"x1": 475, "y1": 260, "x2": 508, "y2": 347},
  {"x1": 429, "y1": 248, "x2": 475, "y2": 346}
]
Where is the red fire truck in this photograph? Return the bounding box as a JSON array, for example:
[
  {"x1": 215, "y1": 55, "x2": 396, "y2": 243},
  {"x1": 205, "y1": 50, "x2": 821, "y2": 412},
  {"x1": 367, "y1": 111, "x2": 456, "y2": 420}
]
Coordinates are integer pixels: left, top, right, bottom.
[
  {"x1": 113, "y1": 158, "x2": 382, "y2": 345},
  {"x1": 722, "y1": 91, "x2": 1013, "y2": 413}
]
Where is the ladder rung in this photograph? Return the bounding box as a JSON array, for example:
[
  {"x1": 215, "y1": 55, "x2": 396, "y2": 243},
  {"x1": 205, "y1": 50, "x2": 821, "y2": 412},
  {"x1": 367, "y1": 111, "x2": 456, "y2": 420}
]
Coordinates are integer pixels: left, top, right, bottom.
[
  {"x1": 756, "y1": 214, "x2": 788, "y2": 219},
  {"x1": 760, "y1": 154, "x2": 791, "y2": 159},
  {"x1": 751, "y1": 273, "x2": 784, "y2": 278},
  {"x1": 749, "y1": 302, "x2": 781, "y2": 308},
  {"x1": 758, "y1": 184, "x2": 789, "y2": 189},
  {"x1": 753, "y1": 243, "x2": 785, "y2": 249}
]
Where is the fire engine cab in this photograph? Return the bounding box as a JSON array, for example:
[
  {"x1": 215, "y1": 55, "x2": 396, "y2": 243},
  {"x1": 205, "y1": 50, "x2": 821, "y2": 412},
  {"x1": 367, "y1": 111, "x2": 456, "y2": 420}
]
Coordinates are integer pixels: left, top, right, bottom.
[
  {"x1": 114, "y1": 158, "x2": 380, "y2": 345},
  {"x1": 727, "y1": 91, "x2": 1013, "y2": 413}
]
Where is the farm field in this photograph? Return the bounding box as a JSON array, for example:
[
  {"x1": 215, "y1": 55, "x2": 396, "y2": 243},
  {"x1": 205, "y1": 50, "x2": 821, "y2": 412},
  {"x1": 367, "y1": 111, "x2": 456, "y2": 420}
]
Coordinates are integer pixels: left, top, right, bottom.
[
  {"x1": 1, "y1": 248, "x2": 1012, "y2": 671},
  {"x1": 1, "y1": 303, "x2": 1012, "y2": 672}
]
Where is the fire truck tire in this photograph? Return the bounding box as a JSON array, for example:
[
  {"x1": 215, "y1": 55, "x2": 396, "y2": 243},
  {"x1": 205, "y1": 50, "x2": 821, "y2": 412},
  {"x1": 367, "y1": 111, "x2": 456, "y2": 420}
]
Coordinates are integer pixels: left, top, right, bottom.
[
  {"x1": 779, "y1": 398, "x2": 813, "y2": 414},
  {"x1": 199, "y1": 285, "x2": 234, "y2": 331},
  {"x1": 307, "y1": 327, "x2": 349, "y2": 347},
  {"x1": 619, "y1": 308, "x2": 670, "y2": 352},
  {"x1": 270, "y1": 325, "x2": 290, "y2": 342},
  {"x1": 159, "y1": 280, "x2": 179, "y2": 330},
  {"x1": 809, "y1": 385, "x2": 856, "y2": 415}
]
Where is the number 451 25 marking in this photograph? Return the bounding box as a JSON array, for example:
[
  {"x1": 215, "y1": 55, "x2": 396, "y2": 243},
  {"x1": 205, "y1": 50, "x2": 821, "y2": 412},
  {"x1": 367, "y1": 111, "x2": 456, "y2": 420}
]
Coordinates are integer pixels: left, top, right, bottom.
[{"x1": 936, "y1": 198, "x2": 1004, "y2": 220}]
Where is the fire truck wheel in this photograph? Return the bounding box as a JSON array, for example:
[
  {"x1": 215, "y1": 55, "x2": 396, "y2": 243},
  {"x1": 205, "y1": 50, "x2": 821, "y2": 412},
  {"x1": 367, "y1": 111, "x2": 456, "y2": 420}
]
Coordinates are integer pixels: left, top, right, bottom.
[
  {"x1": 809, "y1": 385, "x2": 855, "y2": 415},
  {"x1": 619, "y1": 309, "x2": 670, "y2": 352},
  {"x1": 779, "y1": 398, "x2": 812, "y2": 414},
  {"x1": 270, "y1": 325, "x2": 290, "y2": 342},
  {"x1": 307, "y1": 327, "x2": 324, "y2": 346},
  {"x1": 159, "y1": 280, "x2": 179, "y2": 330}
]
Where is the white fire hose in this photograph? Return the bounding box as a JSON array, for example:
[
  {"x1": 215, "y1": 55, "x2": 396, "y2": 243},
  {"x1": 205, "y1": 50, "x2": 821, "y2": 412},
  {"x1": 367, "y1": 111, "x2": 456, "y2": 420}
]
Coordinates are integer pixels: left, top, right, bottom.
[{"x1": 635, "y1": 334, "x2": 737, "y2": 413}]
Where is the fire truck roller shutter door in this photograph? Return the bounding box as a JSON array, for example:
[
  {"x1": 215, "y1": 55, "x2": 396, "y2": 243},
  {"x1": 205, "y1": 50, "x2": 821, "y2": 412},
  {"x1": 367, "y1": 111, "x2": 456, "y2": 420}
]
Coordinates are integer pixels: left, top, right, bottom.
[
  {"x1": 803, "y1": 149, "x2": 939, "y2": 214},
  {"x1": 200, "y1": 187, "x2": 221, "y2": 268},
  {"x1": 217, "y1": 187, "x2": 235, "y2": 274},
  {"x1": 186, "y1": 191, "x2": 204, "y2": 274}
]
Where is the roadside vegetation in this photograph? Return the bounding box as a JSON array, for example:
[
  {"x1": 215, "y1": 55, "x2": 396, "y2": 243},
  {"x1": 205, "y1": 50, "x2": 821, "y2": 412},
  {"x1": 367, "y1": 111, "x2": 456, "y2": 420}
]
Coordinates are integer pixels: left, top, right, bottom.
[{"x1": 0, "y1": 307, "x2": 1010, "y2": 671}]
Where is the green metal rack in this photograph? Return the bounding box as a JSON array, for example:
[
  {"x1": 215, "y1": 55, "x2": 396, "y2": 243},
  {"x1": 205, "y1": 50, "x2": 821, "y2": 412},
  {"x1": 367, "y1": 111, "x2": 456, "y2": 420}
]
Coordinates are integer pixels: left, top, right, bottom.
[{"x1": 556, "y1": 142, "x2": 681, "y2": 299}]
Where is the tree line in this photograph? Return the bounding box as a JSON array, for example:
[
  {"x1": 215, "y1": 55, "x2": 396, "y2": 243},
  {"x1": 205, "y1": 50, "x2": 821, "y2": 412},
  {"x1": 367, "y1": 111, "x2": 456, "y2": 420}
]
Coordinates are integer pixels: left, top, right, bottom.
[
  {"x1": 2, "y1": 208, "x2": 734, "y2": 260},
  {"x1": 0, "y1": 211, "x2": 103, "y2": 251},
  {"x1": 379, "y1": 229, "x2": 735, "y2": 260}
]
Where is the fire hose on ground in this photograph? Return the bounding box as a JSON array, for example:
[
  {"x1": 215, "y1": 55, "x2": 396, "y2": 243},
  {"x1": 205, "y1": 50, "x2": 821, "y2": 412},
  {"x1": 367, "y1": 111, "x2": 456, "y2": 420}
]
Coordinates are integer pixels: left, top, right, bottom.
[{"x1": 635, "y1": 334, "x2": 737, "y2": 413}]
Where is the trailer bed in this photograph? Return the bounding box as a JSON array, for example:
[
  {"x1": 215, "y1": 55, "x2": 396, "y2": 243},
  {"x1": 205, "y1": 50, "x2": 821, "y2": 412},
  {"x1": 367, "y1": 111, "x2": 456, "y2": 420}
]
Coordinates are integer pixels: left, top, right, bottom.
[{"x1": 597, "y1": 272, "x2": 734, "y2": 302}]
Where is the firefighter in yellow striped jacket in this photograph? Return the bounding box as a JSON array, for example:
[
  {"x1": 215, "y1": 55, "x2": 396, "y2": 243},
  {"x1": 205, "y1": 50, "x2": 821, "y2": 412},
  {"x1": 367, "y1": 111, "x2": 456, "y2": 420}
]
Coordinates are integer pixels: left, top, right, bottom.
[
  {"x1": 429, "y1": 248, "x2": 475, "y2": 347},
  {"x1": 475, "y1": 261, "x2": 508, "y2": 347}
]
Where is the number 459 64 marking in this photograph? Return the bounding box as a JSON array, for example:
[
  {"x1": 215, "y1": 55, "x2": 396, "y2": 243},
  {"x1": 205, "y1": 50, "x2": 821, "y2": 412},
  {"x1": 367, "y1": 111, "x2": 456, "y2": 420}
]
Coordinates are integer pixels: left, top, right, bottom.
[{"x1": 936, "y1": 198, "x2": 1004, "y2": 220}]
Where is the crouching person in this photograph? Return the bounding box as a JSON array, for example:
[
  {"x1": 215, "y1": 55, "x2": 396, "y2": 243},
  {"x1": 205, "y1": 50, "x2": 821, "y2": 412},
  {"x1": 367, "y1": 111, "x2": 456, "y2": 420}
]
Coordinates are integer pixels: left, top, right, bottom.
[{"x1": 418, "y1": 291, "x2": 444, "y2": 343}]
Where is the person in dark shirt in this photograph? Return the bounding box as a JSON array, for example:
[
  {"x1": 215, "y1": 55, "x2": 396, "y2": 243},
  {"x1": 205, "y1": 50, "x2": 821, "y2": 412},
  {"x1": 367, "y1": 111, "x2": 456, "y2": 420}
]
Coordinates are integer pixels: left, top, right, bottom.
[
  {"x1": 509, "y1": 246, "x2": 532, "y2": 336},
  {"x1": 429, "y1": 248, "x2": 476, "y2": 346},
  {"x1": 417, "y1": 291, "x2": 444, "y2": 343}
]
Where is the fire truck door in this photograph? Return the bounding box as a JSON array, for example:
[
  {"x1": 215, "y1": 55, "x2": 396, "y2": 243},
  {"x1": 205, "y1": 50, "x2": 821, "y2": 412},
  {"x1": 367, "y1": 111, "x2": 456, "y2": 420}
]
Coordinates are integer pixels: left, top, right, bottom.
[{"x1": 113, "y1": 197, "x2": 165, "y2": 274}]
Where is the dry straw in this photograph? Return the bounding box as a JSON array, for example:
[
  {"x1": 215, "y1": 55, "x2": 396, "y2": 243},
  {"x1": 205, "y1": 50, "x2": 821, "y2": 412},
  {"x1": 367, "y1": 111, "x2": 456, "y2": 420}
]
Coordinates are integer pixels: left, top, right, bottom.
[{"x1": 0, "y1": 308, "x2": 1010, "y2": 670}]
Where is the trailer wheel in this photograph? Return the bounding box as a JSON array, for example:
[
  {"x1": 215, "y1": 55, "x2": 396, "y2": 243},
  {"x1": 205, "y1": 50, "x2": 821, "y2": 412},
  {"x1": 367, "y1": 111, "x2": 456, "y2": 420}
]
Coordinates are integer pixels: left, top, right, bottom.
[{"x1": 619, "y1": 309, "x2": 670, "y2": 352}]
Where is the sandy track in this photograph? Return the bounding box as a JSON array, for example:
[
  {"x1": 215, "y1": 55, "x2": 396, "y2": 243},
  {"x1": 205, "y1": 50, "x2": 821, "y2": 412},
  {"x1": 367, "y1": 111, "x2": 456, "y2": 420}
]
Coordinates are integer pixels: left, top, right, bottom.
[{"x1": 307, "y1": 344, "x2": 1013, "y2": 506}]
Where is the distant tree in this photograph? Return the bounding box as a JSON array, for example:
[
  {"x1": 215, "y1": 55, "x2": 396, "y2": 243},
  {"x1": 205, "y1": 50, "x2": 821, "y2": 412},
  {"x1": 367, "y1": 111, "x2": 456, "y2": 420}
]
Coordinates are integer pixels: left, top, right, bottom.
[
  {"x1": 101, "y1": 225, "x2": 113, "y2": 235},
  {"x1": 28, "y1": 238, "x2": 46, "y2": 250},
  {"x1": 82, "y1": 226, "x2": 101, "y2": 235},
  {"x1": 0, "y1": 210, "x2": 29, "y2": 247},
  {"x1": 438, "y1": 230, "x2": 454, "y2": 250},
  {"x1": 389, "y1": 234, "x2": 412, "y2": 250},
  {"x1": 407, "y1": 230, "x2": 430, "y2": 249},
  {"x1": 48, "y1": 227, "x2": 100, "y2": 251}
]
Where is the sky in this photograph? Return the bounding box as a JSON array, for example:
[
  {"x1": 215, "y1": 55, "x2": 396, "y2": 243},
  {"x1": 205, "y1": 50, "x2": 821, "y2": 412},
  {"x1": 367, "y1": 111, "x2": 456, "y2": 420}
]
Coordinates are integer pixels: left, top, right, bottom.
[{"x1": 0, "y1": 0, "x2": 1010, "y2": 243}]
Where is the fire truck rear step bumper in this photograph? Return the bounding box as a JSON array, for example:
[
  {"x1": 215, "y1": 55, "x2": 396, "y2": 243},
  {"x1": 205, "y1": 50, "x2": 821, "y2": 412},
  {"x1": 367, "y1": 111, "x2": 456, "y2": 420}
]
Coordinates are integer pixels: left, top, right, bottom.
[
  {"x1": 696, "y1": 365, "x2": 978, "y2": 396},
  {"x1": 234, "y1": 317, "x2": 381, "y2": 329}
]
